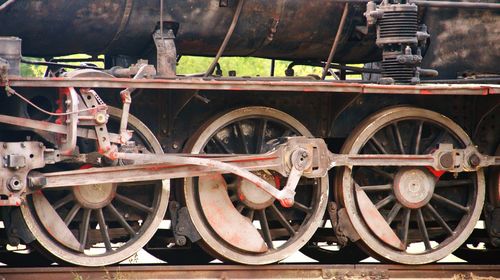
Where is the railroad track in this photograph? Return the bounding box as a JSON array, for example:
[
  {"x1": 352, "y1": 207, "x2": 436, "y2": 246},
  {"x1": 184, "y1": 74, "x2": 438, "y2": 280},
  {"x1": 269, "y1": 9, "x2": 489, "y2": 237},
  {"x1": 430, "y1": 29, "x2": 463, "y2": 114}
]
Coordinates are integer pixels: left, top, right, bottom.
[{"x1": 0, "y1": 264, "x2": 499, "y2": 279}]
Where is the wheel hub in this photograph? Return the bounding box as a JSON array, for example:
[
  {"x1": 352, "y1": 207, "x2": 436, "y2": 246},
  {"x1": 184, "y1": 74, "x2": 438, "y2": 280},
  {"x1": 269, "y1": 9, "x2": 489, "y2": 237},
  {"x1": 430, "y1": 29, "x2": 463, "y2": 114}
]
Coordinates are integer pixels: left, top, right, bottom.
[
  {"x1": 393, "y1": 167, "x2": 435, "y2": 209},
  {"x1": 237, "y1": 171, "x2": 277, "y2": 210},
  {"x1": 73, "y1": 183, "x2": 117, "y2": 209}
]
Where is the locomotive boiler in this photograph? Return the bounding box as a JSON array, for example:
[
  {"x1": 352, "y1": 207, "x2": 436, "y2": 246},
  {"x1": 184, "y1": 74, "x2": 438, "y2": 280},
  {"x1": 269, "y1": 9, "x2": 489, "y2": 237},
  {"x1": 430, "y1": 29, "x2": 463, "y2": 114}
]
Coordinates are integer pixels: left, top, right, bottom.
[
  {"x1": 1, "y1": 0, "x2": 498, "y2": 78},
  {"x1": 0, "y1": 0, "x2": 498, "y2": 268}
]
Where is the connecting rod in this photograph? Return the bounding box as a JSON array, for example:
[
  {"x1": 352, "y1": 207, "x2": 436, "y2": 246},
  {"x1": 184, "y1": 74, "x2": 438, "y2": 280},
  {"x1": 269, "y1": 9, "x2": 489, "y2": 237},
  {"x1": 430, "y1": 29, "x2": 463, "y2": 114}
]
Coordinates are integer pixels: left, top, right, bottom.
[{"x1": 26, "y1": 138, "x2": 499, "y2": 208}]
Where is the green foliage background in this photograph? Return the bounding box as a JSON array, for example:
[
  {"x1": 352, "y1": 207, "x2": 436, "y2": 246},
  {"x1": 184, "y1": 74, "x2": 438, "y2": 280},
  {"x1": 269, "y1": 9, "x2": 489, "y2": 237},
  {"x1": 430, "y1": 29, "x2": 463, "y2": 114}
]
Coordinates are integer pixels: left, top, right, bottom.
[
  {"x1": 20, "y1": 55, "x2": 329, "y2": 78},
  {"x1": 177, "y1": 56, "x2": 323, "y2": 77}
]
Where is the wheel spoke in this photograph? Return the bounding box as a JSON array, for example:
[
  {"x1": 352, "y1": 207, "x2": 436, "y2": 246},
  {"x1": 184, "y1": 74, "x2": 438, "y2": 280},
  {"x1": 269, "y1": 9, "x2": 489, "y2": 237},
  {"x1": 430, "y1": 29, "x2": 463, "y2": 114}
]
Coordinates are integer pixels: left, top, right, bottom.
[
  {"x1": 413, "y1": 121, "x2": 423, "y2": 154},
  {"x1": 436, "y1": 179, "x2": 473, "y2": 187},
  {"x1": 258, "y1": 210, "x2": 274, "y2": 249},
  {"x1": 392, "y1": 122, "x2": 406, "y2": 154},
  {"x1": 53, "y1": 194, "x2": 74, "y2": 210},
  {"x1": 365, "y1": 166, "x2": 394, "y2": 180},
  {"x1": 425, "y1": 204, "x2": 453, "y2": 236},
  {"x1": 236, "y1": 204, "x2": 245, "y2": 213},
  {"x1": 229, "y1": 194, "x2": 239, "y2": 202},
  {"x1": 64, "y1": 203, "x2": 81, "y2": 226},
  {"x1": 369, "y1": 136, "x2": 388, "y2": 154},
  {"x1": 96, "y1": 208, "x2": 112, "y2": 251},
  {"x1": 423, "y1": 129, "x2": 446, "y2": 154},
  {"x1": 246, "y1": 209, "x2": 255, "y2": 221},
  {"x1": 386, "y1": 203, "x2": 402, "y2": 225},
  {"x1": 360, "y1": 184, "x2": 392, "y2": 192},
  {"x1": 107, "y1": 203, "x2": 137, "y2": 237},
  {"x1": 235, "y1": 122, "x2": 250, "y2": 154},
  {"x1": 401, "y1": 208, "x2": 411, "y2": 248},
  {"x1": 212, "y1": 137, "x2": 233, "y2": 154},
  {"x1": 115, "y1": 193, "x2": 153, "y2": 213},
  {"x1": 375, "y1": 194, "x2": 395, "y2": 209},
  {"x1": 270, "y1": 204, "x2": 296, "y2": 236},
  {"x1": 416, "y1": 209, "x2": 431, "y2": 250},
  {"x1": 281, "y1": 129, "x2": 293, "y2": 137},
  {"x1": 227, "y1": 181, "x2": 238, "y2": 190},
  {"x1": 432, "y1": 193, "x2": 470, "y2": 213},
  {"x1": 79, "y1": 209, "x2": 91, "y2": 251},
  {"x1": 291, "y1": 201, "x2": 313, "y2": 214},
  {"x1": 255, "y1": 119, "x2": 268, "y2": 154}
]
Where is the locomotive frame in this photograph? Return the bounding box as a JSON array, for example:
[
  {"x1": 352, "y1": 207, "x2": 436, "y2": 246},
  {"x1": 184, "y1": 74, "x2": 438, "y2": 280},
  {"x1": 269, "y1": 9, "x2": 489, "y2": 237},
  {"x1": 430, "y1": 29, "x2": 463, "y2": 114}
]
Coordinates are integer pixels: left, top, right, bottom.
[{"x1": 0, "y1": 0, "x2": 499, "y2": 268}]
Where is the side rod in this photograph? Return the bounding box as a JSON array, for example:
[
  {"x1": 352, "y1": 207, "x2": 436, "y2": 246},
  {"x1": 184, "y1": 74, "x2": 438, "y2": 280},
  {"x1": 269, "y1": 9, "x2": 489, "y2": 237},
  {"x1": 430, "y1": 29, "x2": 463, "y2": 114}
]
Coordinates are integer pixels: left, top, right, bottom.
[{"x1": 30, "y1": 138, "x2": 499, "y2": 207}]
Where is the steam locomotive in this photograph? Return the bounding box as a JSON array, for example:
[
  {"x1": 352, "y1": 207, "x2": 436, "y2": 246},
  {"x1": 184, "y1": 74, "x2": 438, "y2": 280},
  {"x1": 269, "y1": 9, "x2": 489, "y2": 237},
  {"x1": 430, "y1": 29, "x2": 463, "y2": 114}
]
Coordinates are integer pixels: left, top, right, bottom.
[{"x1": 0, "y1": 0, "x2": 498, "y2": 267}]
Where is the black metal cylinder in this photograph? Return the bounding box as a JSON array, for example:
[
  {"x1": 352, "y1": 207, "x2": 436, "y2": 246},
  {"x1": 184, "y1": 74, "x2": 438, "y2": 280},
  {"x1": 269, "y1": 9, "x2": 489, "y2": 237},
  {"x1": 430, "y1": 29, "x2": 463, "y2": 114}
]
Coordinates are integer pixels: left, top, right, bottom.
[
  {"x1": 376, "y1": 5, "x2": 418, "y2": 45},
  {"x1": 381, "y1": 52, "x2": 416, "y2": 83},
  {"x1": 0, "y1": 0, "x2": 378, "y2": 63},
  {"x1": 0, "y1": 37, "x2": 21, "y2": 76}
]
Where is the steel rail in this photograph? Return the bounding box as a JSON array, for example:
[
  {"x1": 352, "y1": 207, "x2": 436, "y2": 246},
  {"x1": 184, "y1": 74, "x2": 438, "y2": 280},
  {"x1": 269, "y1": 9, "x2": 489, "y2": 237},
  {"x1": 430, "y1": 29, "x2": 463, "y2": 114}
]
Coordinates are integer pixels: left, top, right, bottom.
[{"x1": 1, "y1": 264, "x2": 500, "y2": 280}]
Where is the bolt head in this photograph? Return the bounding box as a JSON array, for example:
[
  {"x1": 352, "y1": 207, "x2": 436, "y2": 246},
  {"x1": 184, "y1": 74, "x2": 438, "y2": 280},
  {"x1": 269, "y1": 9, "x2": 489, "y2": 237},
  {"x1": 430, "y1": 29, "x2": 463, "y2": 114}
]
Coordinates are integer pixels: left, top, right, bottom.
[
  {"x1": 468, "y1": 154, "x2": 481, "y2": 167},
  {"x1": 8, "y1": 176, "x2": 23, "y2": 192},
  {"x1": 176, "y1": 236, "x2": 187, "y2": 246}
]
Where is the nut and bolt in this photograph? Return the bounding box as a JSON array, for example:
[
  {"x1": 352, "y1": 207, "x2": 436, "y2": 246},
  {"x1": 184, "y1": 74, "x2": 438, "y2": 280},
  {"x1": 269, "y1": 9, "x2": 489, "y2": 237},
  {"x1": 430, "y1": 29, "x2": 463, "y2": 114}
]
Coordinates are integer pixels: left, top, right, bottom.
[
  {"x1": 468, "y1": 153, "x2": 481, "y2": 167},
  {"x1": 176, "y1": 236, "x2": 187, "y2": 246},
  {"x1": 95, "y1": 113, "x2": 107, "y2": 125},
  {"x1": 439, "y1": 152, "x2": 454, "y2": 169},
  {"x1": 8, "y1": 176, "x2": 23, "y2": 192}
]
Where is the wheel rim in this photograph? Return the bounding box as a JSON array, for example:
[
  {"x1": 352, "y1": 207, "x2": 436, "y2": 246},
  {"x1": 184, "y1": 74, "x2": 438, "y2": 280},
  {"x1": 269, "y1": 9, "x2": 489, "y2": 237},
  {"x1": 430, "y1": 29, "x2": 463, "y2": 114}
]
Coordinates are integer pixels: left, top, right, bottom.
[
  {"x1": 21, "y1": 106, "x2": 169, "y2": 266},
  {"x1": 338, "y1": 107, "x2": 485, "y2": 264},
  {"x1": 183, "y1": 106, "x2": 328, "y2": 264}
]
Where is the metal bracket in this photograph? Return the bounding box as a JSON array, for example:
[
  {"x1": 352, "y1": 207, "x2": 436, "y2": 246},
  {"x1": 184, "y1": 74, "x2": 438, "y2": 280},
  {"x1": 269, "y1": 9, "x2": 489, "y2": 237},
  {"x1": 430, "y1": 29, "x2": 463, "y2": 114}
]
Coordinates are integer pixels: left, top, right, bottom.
[
  {"x1": 58, "y1": 87, "x2": 79, "y2": 155},
  {"x1": 176, "y1": 205, "x2": 202, "y2": 244},
  {"x1": 79, "y1": 89, "x2": 117, "y2": 159},
  {"x1": 337, "y1": 207, "x2": 361, "y2": 243},
  {"x1": 0, "y1": 142, "x2": 45, "y2": 206},
  {"x1": 153, "y1": 29, "x2": 177, "y2": 77},
  {"x1": 3, "y1": 207, "x2": 36, "y2": 245},
  {"x1": 167, "y1": 201, "x2": 202, "y2": 245}
]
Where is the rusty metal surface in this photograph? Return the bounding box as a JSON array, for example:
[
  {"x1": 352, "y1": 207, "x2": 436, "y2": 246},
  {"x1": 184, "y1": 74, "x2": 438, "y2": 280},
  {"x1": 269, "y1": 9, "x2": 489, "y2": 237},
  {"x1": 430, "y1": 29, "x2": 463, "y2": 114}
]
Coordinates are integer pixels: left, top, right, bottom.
[
  {"x1": 421, "y1": 9, "x2": 500, "y2": 79},
  {"x1": 0, "y1": 1, "x2": 497, "y2": 78},
  {"x1": 4, "y1": 77, "x2": 499, "y2": 95},
  {"x1": 198, "y1": 174, "x2": 268, "y2": 253},
  {"x1": 1, "y1": 264, "x2": 500, "y2": 279},
  {"x1": 0, "y1": 0, "x2": 376, "y2": 62}
]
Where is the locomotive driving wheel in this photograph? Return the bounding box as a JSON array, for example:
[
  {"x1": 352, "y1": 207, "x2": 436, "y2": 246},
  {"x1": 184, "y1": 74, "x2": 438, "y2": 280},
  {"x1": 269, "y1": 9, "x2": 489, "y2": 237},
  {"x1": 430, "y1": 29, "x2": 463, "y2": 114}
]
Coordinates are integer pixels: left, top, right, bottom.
[
  {"x1": 338, "y1": 106, "x2": 485, "y2": 264},
  {"x1": 183, "y1": 107, "x2": 328, "y2": 265},
  {"x1": 20, "y1": 106, "x2": 169, "y2": 266}
]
